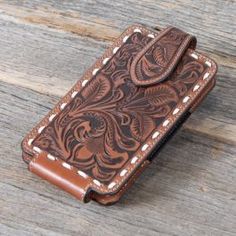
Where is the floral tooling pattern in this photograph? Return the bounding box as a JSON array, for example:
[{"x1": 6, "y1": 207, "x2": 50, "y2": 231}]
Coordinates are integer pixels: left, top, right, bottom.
[
  {"x1": 133, "y1": 28, "x2": 195, "y2": 84},
  {"x1": 33, "y1": 32, "x2": 206, "y2": 184}
]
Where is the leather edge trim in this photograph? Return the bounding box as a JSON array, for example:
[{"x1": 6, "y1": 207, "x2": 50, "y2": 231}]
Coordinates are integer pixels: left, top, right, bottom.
[
  {"x1": 91, "y1": 160, "x2": 150, "y2": 205},
  {"x1": 130, "y1": 27, "x2": 197, "y2": 86},
  {"x1": 29, "y1": 152, "x2": 91, "y2": 202},
  {"x1": 21, "y1": 25, "x2": 218, "y2": 197}
]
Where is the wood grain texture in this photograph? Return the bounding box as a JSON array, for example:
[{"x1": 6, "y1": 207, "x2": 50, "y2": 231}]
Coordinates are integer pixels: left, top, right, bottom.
[
  {"x1": 0, "y1": 81, "x2": 236, "y2": 236},
  {"x1": 0, "y1": 1, "x2": 235, "y2": 60},
  {"x1": 0, "y1": 14, "x2": 235, "y2": 145},
  {"x1": 0, "y1": 0, "x2": 235, "y2": 235}
]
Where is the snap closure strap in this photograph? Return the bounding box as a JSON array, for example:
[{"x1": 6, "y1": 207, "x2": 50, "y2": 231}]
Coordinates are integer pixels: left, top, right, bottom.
[{"x1": 130, "y1": 27, "x2": 197, "y2": 86}]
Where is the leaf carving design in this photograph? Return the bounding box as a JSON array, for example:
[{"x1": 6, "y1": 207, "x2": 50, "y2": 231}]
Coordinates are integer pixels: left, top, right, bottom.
[
  {"x1": 33, "y1": 31, "x2": 206, "y2": 184},
  {"x1": 130, "y1": 114, "x2": 154, "y2": 141},
  {"x1": 81, "y1": 74, "x2": 111, "y2": 102},
  {"x1": 153, "y1": 45, "x2": 168, "y2": 67},
  {"x1": 133, "y1": 28, "x2": 190, "y2": 83},
  {"x1": 144, "y1": 84, "x2": 178, "y2": 106}
]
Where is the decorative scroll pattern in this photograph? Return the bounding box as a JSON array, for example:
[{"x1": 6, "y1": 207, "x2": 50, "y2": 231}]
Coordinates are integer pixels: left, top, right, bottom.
[
  {"x1": 135, "y1": 28, "x2": 188, "y2": 82},
  {"x1": 33, "y1": 32, "x2": 206, "y2": 184}
]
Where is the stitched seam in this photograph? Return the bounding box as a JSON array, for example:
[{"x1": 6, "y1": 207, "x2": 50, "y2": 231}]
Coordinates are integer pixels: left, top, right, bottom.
[
  {"x1": 97, "y1": 161, "x2": 148, "y2": 204},
  {"x1": 131, "y1": 29, "x2": 194, "y2": 85},
  {"x1": 22, "y1": 25, "x2": 217, "y2": 195}
]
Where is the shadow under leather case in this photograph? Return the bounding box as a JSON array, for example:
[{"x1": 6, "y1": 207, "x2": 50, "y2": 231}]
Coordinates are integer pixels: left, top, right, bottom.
[{"x1": 22, "y1": 25, "x2": 217, "y2": 205}]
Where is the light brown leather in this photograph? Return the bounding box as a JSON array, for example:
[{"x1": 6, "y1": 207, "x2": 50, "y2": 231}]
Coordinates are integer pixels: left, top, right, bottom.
[
  {"x1": 22, "y1": 24, "x2": 217, "y2": 205},
  {"x1": 29, "y1": 152, "x2": 91, "y2": 202},
  {"x1": 29, "y1": 151, "x2": 150, "y2": 204},
  {"x1": 189, "y1": 75, "x2": 216, "y2": 113},
  {"x1": 130, "y1": 27, "x2": 196, "y2": 86},
  {"x1": 91, "y1": 160, "x2": 150, "y2": 205}
]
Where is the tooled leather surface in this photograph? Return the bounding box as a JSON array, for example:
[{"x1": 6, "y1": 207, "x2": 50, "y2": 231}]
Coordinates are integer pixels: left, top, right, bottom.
[
  {"x1": 32, "y1": 32, "x2": 207, "y2": 185},
  {"x1": 132, "y1": 28, "x2": 196, "y2": 85}
]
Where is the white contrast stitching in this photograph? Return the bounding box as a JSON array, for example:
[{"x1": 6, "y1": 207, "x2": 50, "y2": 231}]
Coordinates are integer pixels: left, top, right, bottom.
[
  {"x1": 93, "y1": 179, "x2": 101, "y2": 186},
  {"x1": 205, "y1": 61, "x2": 212, "y2": 67},
  {"x1": 60, "y1": 103, "x2": 67, "y2": 110},
  {"x1": 120, "y1": 169, "x2": 128, "y2": 177},
  {"x1": 108, "y1": 182, "x2": 116, "y2": 189},
  {"x1": 183, "y1": 96, "x2": 190, "y2": 103},
  {"x1": 147, "y1": 34, "x2": 155, "y2": 38},
  {"x1": 102, "y1": 58, "x2": 110, "y2": 65},
  {"x1": 113, "y1": 47, "x2": 120, "y2": 54},
  {"x1": 92, "y1": 68, "x2": 99, "y2": 76},
  {"x1": 203, "y1": 72, "x2": 210, "y2": 80},
  {"x1": 134, "y1": 28, "x2": 142, "y2": 33},
  {"x1": 131, "y1": 156, "x2": 138, "y2": 164},
  {"x1": 47, "y1": 154, "x2": 56, "y2": 161},
  {"x1": 82, "y1": 80, "x2": 88, "y2": 87},
  {"x1": 33, "y1": 146, "x2": 41, "y2": 153},
  {"x1": 28, "y1": 138, "x2": 34, "y2": 146},
  {"x1": 152, "y1": 131, "x2": 160, "y2": 139},
  {"x1": 38, "y1": 126, "x2": 45, "y2": 134},
  {"x1": 191, "y1": 53, "x2": 198, "y2": 60},
  {"x1": 62, "y1": 162, "x2": 72, "y2": 170},
  {"x1": 123, "y1": 35, "x2": 129, "y2": 42},
  {"x1": 193, "y1": 84, "x2": 200, "y2": 91},
  {"x1": 141, "y1": 144, "x2": 149, "y2": 151},
  {"x1": 77, "y1": 170, "x2": 88, "y2": 178},
  {"x1": 49, "y1": 114, "x2": 56, "y2": 122},
  {"x1": 24, "y1": 26, "x2": 215, "y2": 192},
  {"x1": 172, "y1": 108, "x2": 180, "y2": 115},
  {"x1": 71, "y1": 91, "x2": 78, "y2": 98},
  {"x1": 163, "y1": 120, "x2": 170, "y2": 127}
]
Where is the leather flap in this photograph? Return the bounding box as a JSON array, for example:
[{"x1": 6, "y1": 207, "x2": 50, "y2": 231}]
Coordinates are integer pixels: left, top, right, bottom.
[
  {"x1": 29, "y1": 152, "x2": 91, "y2": 202},
  {"x1": 22, "y1": 24, "x2": 217, "y2": 204},
  {"x1": 130, "y1": 27, "x2": 197, "y2": 86}
]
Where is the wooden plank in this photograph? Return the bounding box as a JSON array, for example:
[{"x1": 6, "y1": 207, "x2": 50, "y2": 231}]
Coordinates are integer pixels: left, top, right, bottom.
[
  {"x1": 0, "y1": 1, "x2": 235, "y2": 45},
  {"x1": 0, "y1": 1, "x2": 235, "y2": 61},
  {"x1": 0, "y1": 1, "x2": 235, "y2": 235},
  {"x1": 0, "y1": 16, "x2": 235, "y2": 145},
  {"x1": 0, "y1": 15, "x2": 107, "y2": 96},
  {"x1": 0, "y1": 81, "x2": 236, "y2": 236}
]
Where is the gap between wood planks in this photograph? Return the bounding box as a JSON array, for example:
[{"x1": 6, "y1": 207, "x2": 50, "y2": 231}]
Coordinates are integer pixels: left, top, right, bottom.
[
  {"x1": 0, "y1": 3, "x2": 234, "y2": 68},
  {"x1": 0, "y1": 3, "x2": 235, "y2": 146},
  {"x1": 0, "y1": 3, "x2": 119, "y2": 41}
]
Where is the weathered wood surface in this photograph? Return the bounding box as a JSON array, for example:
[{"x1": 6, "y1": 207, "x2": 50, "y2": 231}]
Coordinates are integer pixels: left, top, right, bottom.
[
  {"x1": 0, "y1": 14, "x2": 235, "y2": 145},
  {"x1": 0, "y1": 1, "x2": 235, "y2": 235}
]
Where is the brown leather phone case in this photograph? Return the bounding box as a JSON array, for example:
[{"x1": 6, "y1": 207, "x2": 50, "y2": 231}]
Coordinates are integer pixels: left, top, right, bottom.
[{"x1": 22, "y1": 25, "x2": 217, "y2": 205}]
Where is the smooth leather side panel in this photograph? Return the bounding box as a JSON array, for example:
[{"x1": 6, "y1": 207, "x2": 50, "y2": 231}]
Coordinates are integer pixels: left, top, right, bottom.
[{"x1": 29, "y1": 152, "x2": 91, "y2": 202}]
